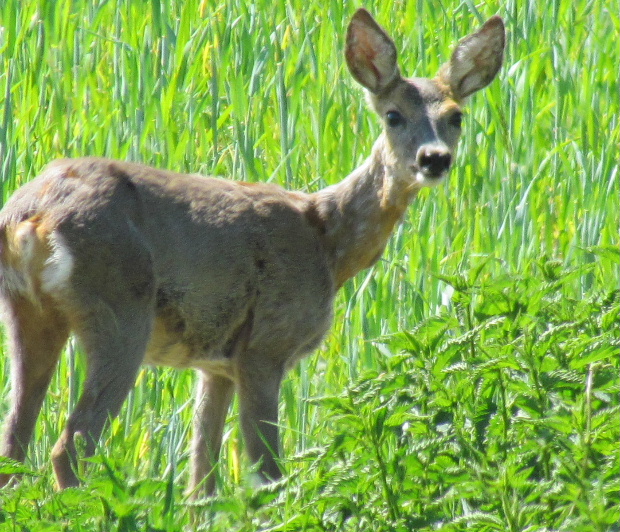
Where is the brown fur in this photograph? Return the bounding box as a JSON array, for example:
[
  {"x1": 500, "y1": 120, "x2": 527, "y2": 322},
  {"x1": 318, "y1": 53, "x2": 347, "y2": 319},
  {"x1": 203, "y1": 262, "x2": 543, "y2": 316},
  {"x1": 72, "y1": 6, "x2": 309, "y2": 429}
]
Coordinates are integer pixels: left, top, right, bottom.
[{"x1": 0, "y1": 9, "x2": 504, "y2": 494}]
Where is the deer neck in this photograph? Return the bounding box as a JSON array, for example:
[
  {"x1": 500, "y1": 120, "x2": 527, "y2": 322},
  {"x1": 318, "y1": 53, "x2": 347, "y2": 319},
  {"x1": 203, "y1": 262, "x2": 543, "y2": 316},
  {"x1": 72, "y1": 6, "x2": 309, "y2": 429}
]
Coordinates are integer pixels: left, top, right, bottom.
[{"x1": 311, "y1": 135, "x2": 419, "y2": 288}]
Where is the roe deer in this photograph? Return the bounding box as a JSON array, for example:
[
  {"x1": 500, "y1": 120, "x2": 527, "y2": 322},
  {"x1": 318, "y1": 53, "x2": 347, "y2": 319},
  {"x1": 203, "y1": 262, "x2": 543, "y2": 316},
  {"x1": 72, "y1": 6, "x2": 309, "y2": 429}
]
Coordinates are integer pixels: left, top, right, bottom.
[{"x1": 0, "y1": 9, "x2": 504, "y2": 495}]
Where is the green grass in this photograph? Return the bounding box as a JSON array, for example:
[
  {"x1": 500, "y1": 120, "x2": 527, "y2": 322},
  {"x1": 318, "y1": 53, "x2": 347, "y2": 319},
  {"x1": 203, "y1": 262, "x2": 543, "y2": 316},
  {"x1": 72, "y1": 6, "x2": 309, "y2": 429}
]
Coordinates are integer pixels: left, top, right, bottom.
[{"x1": 0, "y1": 0, "x2": 618, "y2": 530}]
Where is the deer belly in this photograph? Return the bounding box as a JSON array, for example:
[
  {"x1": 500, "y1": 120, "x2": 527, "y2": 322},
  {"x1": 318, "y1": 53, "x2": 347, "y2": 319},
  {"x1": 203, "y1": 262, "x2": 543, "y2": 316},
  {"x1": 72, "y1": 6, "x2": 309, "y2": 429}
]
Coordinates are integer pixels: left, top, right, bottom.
[{"x1": 143, "y1": 317, "x2": 235, "y2": 378}]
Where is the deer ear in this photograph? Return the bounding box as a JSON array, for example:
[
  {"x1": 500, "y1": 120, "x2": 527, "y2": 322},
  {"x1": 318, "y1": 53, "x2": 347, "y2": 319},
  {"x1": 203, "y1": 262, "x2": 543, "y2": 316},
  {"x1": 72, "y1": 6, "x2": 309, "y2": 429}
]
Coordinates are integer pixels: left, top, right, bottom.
[
  {"x1": 438, "y1": 16, "x2": 505, "y2": 100},
  {"x1": 345, "y1": 8, "x2": 400, "y2": 94}
]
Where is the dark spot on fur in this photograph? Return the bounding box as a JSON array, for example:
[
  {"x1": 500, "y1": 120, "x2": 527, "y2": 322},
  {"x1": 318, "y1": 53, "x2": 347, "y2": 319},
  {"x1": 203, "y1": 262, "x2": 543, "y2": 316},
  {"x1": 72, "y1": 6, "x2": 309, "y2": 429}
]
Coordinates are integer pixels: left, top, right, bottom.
[
  {"x1": 62, "y1": 165, "x2": 79, "y2": 178},
  {"x1": 108, "y1": 162, "x2": 131, "y2": 181},
  {"x1": 155, "y1": 287, "x2": 186, "y2": 334},
  {"x1": 223, "y1": 308, "x2": 254, "y2": 358},
  {"x1": 156, "y1": 289, "x2": 169, "y2": 308},
  {"x1": 130, "y1": 275, "x2": 154, "y2": 299},
  {"x1": 304, "y1": 202, "x2": 327, "y2": 235},
  {"x1": 108, "y1": 163, "x2": 138, "y2": 194},
  {"x1": 255, "y1": 259, "x2": 266, "y2": 271}
]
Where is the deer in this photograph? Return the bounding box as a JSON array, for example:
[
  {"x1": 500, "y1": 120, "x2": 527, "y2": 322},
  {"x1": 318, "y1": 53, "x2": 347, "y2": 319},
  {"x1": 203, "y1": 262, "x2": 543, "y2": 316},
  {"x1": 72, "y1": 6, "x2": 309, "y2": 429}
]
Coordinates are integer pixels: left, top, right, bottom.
[{"x1": 0, "y1": 9, "x2": 504, "y2": 495}]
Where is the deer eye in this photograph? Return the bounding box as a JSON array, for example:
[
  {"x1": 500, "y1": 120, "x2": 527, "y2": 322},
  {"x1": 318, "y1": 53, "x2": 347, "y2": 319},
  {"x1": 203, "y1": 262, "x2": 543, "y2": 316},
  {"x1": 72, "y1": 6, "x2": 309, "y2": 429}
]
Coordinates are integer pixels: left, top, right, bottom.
[
  {"x1": 449, "y1": 111, "x2": 463, "y2": 128},
  {"x1": 386, "y1": 110, "x2": 405, "y2": 128}
]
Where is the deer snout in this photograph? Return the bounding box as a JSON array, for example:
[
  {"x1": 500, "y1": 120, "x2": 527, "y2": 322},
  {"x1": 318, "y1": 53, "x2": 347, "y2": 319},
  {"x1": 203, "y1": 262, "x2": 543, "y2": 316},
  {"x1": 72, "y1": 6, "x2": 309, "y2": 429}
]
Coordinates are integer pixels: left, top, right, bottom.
[{"x1": 416, "y1": 145, "x2": 452, "y2": 179}]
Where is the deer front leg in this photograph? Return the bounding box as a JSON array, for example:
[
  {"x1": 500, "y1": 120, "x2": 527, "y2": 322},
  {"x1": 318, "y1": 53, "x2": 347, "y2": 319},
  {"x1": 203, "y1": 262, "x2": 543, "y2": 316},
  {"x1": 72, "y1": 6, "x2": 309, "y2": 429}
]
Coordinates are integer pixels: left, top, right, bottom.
[
  {"x1": 236, "y1": 360, "x2": 284, "y2": 485},
  {"x1": 187, "y1": 371, "x2": 234, "y2": 497}
]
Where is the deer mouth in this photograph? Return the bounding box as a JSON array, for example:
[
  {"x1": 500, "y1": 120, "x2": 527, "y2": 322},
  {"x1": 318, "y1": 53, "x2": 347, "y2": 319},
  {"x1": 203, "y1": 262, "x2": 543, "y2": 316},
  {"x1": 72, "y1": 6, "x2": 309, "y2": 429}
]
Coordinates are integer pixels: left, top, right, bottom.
[{"x1": 413, "y1": 167, "x2": 449, "y2": 188}]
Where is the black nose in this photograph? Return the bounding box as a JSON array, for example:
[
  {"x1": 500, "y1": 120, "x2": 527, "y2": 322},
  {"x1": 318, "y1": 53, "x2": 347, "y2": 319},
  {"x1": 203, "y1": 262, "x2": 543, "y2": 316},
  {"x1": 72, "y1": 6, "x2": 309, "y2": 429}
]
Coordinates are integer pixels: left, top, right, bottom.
[{"x1": 417, "y1": 147, "x2": 452, "y2": 177}]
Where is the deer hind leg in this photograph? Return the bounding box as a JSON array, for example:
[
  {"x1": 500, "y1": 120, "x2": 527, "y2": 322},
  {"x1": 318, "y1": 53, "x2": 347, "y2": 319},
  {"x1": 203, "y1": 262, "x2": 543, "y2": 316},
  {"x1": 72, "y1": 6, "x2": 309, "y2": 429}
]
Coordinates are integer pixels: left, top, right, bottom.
[
  {"x1": 50, "y1": 300, "x2": 153, "y2": 488},
  {"x1": 0, "y1": 296, "x2": 69, "y2": 487},
  {"x1": 187, "y1": 372, "x2": 234, "y2": 497}
]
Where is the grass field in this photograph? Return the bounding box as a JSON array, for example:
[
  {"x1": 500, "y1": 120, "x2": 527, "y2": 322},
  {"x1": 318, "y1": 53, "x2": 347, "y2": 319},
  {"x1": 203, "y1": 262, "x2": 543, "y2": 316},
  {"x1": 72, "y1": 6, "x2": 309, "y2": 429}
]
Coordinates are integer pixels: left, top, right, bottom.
[{"x1": 0, "y1": 0, "x2": 618, "y2": 530}]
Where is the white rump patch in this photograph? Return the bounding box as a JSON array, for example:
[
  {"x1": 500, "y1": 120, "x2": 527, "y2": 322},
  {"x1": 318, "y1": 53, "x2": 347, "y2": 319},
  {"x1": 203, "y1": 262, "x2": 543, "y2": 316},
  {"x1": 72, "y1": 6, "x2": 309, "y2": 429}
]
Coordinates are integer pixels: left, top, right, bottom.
[
  {"x1": 13, "y1": 221, "x2": 38, "y2": 267},
  {"x1": 41, "y1": 231, "x2": 74, "y2": 293}
]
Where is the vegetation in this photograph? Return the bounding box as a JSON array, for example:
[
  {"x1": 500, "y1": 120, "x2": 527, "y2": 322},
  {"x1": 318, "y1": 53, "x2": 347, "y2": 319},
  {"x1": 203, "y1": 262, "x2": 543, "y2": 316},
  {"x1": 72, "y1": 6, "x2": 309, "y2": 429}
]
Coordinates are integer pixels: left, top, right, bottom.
[{"x1": 0, "y1": 0, "x2": 618, "y2": 530}]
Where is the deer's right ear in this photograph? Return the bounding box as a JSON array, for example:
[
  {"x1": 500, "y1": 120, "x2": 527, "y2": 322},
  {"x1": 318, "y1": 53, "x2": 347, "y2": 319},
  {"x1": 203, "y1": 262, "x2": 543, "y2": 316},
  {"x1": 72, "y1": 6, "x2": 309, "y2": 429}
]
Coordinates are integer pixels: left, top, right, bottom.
[
  {"x1": 438, "y1": 16, "x2": 505, "y2": 101},
  {"x1": 345, "y1": 8, "x2": 400, "y2": 94}
]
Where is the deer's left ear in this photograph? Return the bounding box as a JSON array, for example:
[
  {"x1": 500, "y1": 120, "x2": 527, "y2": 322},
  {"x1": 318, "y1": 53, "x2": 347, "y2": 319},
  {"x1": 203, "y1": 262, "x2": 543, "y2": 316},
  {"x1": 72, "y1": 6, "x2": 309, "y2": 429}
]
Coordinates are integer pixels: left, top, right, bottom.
[
  {"x1": 345, "y1": 8, "x2": 400, "y2": 94},
  {"x1": 437, "y1": 16, "x2": 505, "y2": 101}
]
